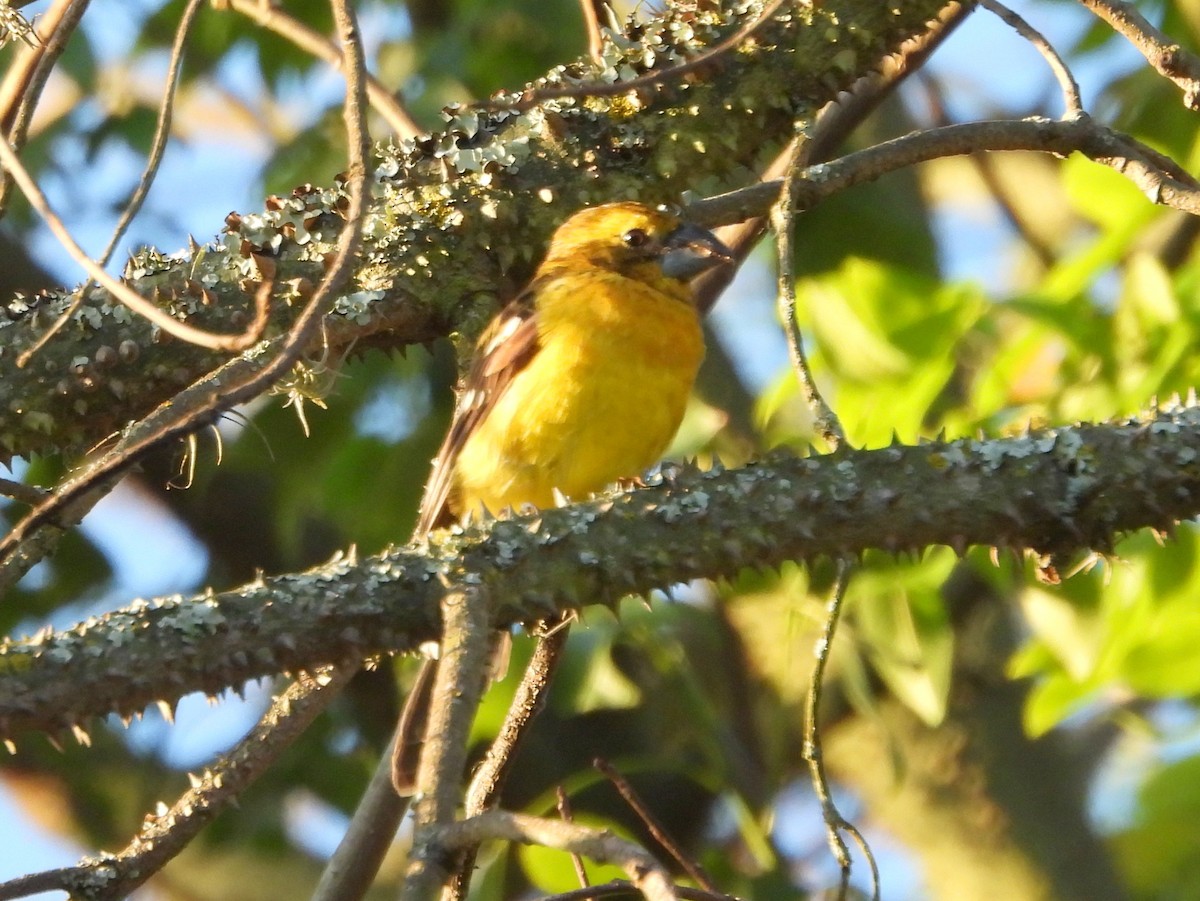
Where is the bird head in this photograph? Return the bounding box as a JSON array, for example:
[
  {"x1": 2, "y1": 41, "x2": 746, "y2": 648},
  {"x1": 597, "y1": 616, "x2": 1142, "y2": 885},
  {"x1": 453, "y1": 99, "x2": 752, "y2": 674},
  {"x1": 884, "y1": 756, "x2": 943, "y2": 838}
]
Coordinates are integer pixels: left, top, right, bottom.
[{"x1": 541, "y1": 202, "x2": 733, "y2": 286}]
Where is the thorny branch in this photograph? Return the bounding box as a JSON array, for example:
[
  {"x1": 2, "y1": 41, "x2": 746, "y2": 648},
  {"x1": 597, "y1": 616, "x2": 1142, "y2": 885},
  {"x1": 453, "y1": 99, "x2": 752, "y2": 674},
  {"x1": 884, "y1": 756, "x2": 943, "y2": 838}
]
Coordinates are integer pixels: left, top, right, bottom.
[
  {"x1": 5, "y1": 403, "x2": 1200, "y2": 740},
  {"x1": 0, "y1": 668, "x2": 353, "y2": 901}
]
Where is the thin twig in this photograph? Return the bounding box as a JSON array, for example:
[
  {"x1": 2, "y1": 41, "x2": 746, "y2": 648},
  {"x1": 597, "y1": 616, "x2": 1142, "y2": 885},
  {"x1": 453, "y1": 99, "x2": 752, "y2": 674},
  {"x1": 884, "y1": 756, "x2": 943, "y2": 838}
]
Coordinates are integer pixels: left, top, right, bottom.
[
  {"x1": 0, "y1": 136, "x2": 272, "y2": 353},
  {"x1": 0, "y1": 0, "x2": 90, "y2": 217},
  {"x1": 1077, "y1": 0, "x2": 1200, "y2": 109},
  {"x1": 0, "y1": 476, "x2": 46, "y2": 507},
  {"x1": 475, "y1": 0, "x2": 788, "y2": 112},
  {"x1": 557, "y1": 786, "x2": 592, "y2": 888},
  {"x1": 594, "y1": 759, "x2": 717, "y2": 892},
  {"x1": 436, "y1": 810, "x2": 678, "y2": 901},
  {"x1": 802, "y1": 562, "x2": 879, "y2": 901},
  {"x1": 0, "y1": 0, "x2": 373, "y2": 566},
  {"x1": 443, "y1": 624, "x2": 573, "y2": 900},
  {"x1": 0, "y1": 668, "x2": 352, "y2": 901},
  {"x1": 770, "y1": 130, "x2": 844, "y2": 448},
  {"x1": 579, "y1": 0, "x2": 608, "y2": 64},
  {"x1": 226, "y1": 0, "x2": 421, "y2": 139},
  {"x1": 466, "y1": 627, "x2": 570, "y2": 813},
  {"x1": 312, "y1": 720, "x2": 411, "y2": 901},
  {"x1": 686, "y1": 114, "x2": 1200, "y2": 228},
  {"x1": 401, "y1": 586, "x2": 495, "y2": 901},
  {"x1": 978, "y1": 0, "x2": 1082, "y2": 115},
  {"x1": 14, "y1": 0, "x2": 208, "y2": 367}
]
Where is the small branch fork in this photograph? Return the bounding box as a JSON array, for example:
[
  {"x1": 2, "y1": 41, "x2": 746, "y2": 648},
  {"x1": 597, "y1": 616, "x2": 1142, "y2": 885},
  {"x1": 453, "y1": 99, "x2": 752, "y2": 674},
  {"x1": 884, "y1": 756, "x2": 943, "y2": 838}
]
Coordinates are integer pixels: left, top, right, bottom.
[
  {"x1": 1078, "y1": 0, "x2": 1200, "y2": 109},
  {"x1": 801, "y1": 564, "x2": 880, "y2": 901},
  {"x1": 770, "y1": 124, "x2": 871, "y2": 899},
  {"x1": 436, "y1": 810, "x2": 679, "y2": 901},
  {"x1": 978, "y1": 0, "x2": 1081, "y2": 115}
]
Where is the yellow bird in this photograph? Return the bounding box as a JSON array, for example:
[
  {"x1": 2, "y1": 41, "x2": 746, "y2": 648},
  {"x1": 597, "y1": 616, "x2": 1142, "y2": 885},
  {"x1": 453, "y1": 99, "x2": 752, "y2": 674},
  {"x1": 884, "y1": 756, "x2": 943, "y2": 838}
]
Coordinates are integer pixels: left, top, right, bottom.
[
  {"x1": 393, "y1": 202, "x2": 731, "y2": 795},
  {"x1": 417, "y1": 201, "x2": 733, "y2": 534}
]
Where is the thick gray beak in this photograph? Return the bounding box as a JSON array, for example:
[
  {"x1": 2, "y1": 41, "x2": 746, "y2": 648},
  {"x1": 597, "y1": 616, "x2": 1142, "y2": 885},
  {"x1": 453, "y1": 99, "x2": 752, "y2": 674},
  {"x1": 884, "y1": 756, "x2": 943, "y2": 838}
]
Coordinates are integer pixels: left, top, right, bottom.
[{"x1": 660, "y1": 223, "x2": 734, "y2": 280}]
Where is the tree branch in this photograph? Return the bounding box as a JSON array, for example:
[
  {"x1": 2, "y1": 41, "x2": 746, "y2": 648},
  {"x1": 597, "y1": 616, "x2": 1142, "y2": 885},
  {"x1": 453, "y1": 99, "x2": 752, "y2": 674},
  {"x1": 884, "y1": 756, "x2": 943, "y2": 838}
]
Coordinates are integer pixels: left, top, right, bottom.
[
  {"x1": 4, "y1": 402, "x2": 1200, "y2": 740},
  {"x1": 1077, "y1": 0, "x2": 1200, "y2": 109},
  {"x1": 0, "y1": 0, "x2": 953, "y2": 464}
]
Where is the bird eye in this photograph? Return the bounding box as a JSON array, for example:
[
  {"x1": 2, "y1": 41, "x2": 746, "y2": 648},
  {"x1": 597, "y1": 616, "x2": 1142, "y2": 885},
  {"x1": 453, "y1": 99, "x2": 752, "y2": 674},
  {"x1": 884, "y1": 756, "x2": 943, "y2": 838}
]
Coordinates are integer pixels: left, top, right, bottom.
[{"x1": 622, "y1": 228, "x2": 649, "y2": 248}]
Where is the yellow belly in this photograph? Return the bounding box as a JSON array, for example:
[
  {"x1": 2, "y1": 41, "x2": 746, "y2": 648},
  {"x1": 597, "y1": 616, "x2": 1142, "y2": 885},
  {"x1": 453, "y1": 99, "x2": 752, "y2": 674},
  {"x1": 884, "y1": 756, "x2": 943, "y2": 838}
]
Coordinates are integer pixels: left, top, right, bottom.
[{"x1": 452, "y1": 271, "x2": 704, "y2": 517}]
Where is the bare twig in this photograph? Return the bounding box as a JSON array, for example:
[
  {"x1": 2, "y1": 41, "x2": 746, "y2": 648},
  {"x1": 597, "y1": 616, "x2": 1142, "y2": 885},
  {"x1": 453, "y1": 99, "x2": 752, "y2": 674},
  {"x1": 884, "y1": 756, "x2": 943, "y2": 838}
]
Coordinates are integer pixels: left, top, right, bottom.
[
  {"x1": 476, "y1": 0, "x2": 788, "y2": 112},
  {"x1": 557, "y1": 786, "x2": 592, "y2": 888},
  {"x1": 437, "y1": 810, "x2": 678, "y2": 901},
  {"x1": 686, "y1": 114, "x2": 1200, "y2": 227},
  {"x1": 594, "y1": 758, "x2": 717, "y2": 892},
  {"x1": 802, "y1": 562, "x2": 880, "y2": 901},
  {"x1": 226, "y1": 0, "x2": 422, "y2": 139},
  {"x1": 0, "y1": 476, "x2": 46, "y2": 507},
  {"x1": 466, "y1": 626, "x2": 570, "y2": 814},
  {"x1": 579, "y1": 0, "x2": 608, "y2": 64},
  {"x1": 978, "y1": 0, "x2": 1082, "y2": 115},
  {"x1": 0, "y1": 668, "x2": 352, "y2": 901},
  {"x1": 770, "y1": 131, "x2": 844, "y2": 447},
  {"x1": 14, "y1": 0, "x2": 208, "y2": 367},
  {"x1": 314, "y1": 660, "x2": 438, "y2": 900},
  {"x1": 0, "y1": 0, "x2": 90, "y2": 216},
  {"x1": 312, "y1": 720, "x2": 411, "y2": 901},
  {"x1": 442, "y1": 624, "x2": 573, "y2": 899},
  {"x1": 401, "y1": 586, "x2": 494, "y2": 900},
  {"x1": 0, "y1": 0, "x2": 373, "y2": 567},
  {"x1": 1077, "y1": 0, "x2": 1200, "y2": 109},
  {"x1": 0, "y1": 136, "x2": 272, "y2": 353}
]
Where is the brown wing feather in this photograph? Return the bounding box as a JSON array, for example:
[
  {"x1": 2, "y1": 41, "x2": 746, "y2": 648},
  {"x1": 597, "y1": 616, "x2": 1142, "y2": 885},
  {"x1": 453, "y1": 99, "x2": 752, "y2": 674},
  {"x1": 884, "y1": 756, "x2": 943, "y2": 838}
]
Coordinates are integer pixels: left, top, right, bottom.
[{"x1": 414, "y1": 285, "x2": 544, "y2": 536}]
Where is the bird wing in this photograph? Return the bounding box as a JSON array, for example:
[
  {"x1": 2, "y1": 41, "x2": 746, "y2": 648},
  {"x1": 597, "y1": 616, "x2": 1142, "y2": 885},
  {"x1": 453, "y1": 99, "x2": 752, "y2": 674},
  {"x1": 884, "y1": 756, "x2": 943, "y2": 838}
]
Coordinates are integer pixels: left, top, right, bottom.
[{"x1": 414, "y1": 281, "x2": 544, "y2": 536}]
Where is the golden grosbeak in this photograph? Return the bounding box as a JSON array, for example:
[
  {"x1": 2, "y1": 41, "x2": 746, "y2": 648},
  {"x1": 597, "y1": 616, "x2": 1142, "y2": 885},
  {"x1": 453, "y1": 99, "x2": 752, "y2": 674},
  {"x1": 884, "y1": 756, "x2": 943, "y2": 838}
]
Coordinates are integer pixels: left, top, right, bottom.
[
  {"x1": 417, "y1": 201, "x2": 732, "y2": 533},
  {"x1": 392, "y1": 202, "x2": 731, "y2": 795}
]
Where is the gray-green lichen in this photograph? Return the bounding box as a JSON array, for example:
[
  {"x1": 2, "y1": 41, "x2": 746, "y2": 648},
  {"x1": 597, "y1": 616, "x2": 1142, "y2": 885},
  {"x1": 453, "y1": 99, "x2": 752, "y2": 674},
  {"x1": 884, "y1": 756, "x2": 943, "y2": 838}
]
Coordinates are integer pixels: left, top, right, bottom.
[
  {"x1": 0, "y1": 0, "x2": 952, "y2": 463},
  {"x1": 3, "y1": 400, "x2": 1200, "y2": 742}
]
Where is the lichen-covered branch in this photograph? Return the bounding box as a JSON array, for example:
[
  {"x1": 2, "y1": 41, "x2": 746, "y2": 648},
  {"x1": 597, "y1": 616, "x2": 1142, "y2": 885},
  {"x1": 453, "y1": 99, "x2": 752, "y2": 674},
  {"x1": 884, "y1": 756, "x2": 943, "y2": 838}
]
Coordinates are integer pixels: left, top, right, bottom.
[
  {"x1": 0, "y1": 668, "x2": 352, "y2": 901},
  {"x1": 0, "y1": 0, "x2": 953, "y2": 463},
  {"x1": 3, "y1": 402, "x2": 1200, "y2": 741}
]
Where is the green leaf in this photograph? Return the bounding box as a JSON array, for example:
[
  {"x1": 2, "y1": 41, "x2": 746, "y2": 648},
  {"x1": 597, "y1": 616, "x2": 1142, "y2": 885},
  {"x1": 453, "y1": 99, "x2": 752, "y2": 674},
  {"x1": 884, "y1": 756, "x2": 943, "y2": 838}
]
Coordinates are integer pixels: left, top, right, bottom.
[{"x1": 850, "y1": 551, "x2": 957, "y2": 727}]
